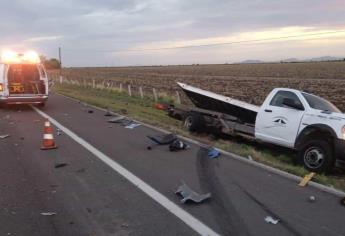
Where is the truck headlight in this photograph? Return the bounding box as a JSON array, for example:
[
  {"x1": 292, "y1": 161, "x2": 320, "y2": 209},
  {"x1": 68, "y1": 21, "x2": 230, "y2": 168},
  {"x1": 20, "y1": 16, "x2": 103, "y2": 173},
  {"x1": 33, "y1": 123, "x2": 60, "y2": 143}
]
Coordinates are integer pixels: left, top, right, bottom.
[{"x1": 342, "y1": 126, "x2": 345, "y2": 140}]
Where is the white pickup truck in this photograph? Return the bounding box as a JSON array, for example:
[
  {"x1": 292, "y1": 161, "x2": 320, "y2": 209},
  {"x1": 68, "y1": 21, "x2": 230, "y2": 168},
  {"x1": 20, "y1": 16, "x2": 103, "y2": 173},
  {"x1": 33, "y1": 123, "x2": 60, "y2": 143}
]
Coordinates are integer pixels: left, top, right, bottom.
[{"x1": 169, "y1": 83, "x2": 345, "y2": 173}]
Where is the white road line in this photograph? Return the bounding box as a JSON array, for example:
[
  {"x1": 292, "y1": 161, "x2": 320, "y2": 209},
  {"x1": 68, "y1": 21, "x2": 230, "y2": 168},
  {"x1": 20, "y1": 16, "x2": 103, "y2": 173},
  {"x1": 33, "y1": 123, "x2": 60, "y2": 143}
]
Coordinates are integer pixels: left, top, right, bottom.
[{"x1": 32, "y1": 106, "x2": 219, "y2": 236}]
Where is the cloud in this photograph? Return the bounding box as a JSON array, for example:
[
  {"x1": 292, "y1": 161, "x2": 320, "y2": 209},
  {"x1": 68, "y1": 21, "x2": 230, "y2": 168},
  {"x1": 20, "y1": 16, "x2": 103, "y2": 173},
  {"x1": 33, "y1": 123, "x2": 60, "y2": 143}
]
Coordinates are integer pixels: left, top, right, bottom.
[
  {"x1": 0, "y1": 0, "x2": 344, "y2": 66},
  {"x1": 24, "y1": 35, "x2": 63, "y2": 43}
]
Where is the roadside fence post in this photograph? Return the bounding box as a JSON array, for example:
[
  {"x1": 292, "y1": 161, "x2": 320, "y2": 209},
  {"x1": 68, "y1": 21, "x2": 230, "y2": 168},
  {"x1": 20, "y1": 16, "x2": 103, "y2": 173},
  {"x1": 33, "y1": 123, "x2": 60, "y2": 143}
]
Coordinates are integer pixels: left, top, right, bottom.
[
  {"x1": 153, "y1": 88, "x2": 158, "y2": 101},
  {"x1": 175, "y1": 91, "x2": 181, "y2": 104},
  {"x1": 128, "y1": 84, "x2": 132, "y2": 96},
  {"x1": 119, "y1": 83, "x2": 123, "y2": 92},
  {"x1": 139, "y1": 87, "x2": 144, "y2": 99},
  {"x1": 92, "y1": 79, "x2": 95, "y2": 89}
]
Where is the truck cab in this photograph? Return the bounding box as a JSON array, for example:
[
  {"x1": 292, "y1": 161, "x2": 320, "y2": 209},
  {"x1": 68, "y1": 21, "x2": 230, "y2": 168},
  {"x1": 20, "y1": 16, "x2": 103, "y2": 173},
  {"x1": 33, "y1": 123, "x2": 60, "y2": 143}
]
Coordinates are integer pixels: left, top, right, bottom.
[
  {"x1": 256, "y1": 88, "x2": 345, "y2": 172},
  {"x1": 0, "y1": 50, "x2": 48, "y2": 106}
]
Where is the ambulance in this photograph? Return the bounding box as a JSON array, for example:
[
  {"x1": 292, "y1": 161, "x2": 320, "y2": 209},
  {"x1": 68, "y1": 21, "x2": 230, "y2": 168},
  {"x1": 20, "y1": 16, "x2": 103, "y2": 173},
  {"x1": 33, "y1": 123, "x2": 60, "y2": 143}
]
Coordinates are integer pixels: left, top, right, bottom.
[{"x1": 0, "y1": 50, "x2": 49, "y2": 106}]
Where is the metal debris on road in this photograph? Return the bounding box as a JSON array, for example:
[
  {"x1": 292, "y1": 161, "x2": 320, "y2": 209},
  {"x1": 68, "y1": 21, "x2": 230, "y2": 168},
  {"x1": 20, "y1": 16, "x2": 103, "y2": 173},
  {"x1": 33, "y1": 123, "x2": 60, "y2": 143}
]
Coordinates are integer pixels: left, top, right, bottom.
[
  {"x1": 175, "y1": 182, "x2": 211, "y2": 204},
  {"x1": 0, "y1": 134, "x2": 10, "y2": 139},
  {"x1": 40, "y1": 212, "x2": 57, "y2": 216},
  {"x1": 147, "y1": 133, "x2": 177, "y2": 150},
  {"x1": 298, "y1": 172, "x2": 316, "y2": 187},
  {"x1": 309, "y1": 196, "x2": 316, "y2": 202},
  {"x1": 54, "y1": 163, "x2": 68, "y2": 168},
  {"x1": 208, "y1": 148, "x2": 220, "y2": 158},
  {"x1": 125, "y1": 123, "x2": 141, "y2": 129},
  {"x1": 108, "y1": 116, "x2": 133, "y2": 126},
  {"x1": 265, "y1": 216, "x2": 280, "y2": 224},
  {"x1": 169, "y1": 140, "x2": 189, "y2": 152}
]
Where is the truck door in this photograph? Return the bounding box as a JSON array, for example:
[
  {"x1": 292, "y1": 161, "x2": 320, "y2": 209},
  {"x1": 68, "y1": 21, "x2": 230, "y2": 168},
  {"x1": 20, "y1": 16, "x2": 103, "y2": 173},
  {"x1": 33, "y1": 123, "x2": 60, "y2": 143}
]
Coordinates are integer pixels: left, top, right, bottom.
[{"x1": 255, "y1": 90, "x2": 305, "y2": 148}]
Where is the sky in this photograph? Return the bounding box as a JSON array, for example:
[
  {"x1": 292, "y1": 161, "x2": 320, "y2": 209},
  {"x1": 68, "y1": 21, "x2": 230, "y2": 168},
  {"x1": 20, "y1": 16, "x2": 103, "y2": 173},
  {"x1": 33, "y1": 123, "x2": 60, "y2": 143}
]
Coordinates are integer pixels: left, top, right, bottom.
[{"x1": 0, "y1": 0, "x2": 345, "y2": 67}]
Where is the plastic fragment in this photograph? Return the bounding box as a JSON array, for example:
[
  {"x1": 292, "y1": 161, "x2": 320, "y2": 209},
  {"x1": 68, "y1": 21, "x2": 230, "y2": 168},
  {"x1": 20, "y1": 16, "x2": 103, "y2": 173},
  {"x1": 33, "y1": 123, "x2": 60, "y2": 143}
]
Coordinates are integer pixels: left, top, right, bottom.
[
  {"x1": 0, "y1": 134, "x2": 10, "y2": 139},
  {"x1": 309, "y1": 196, "x2": 316, "y2": 202},
  {"x1": 125, "y1": 123, "x2": 141, "y2": 129},
  {"x1": 265, "y1": 216, "x2": 280, "y2": 224},
  {"x1": 298, "y1": 172, "x2": 316, "y2": 187},
  {"x1": 40, "y1": 212, "x2": 56, "y2": 216},
  {"x1": 208, "y1": 148, "x2": 220, "y2": 158},
  {"x1": 54, "y1": 163, "x2": 68, "y2": 168},
  {"x1": 169, "y1": 140, "x2": 189, "y2": 152}
]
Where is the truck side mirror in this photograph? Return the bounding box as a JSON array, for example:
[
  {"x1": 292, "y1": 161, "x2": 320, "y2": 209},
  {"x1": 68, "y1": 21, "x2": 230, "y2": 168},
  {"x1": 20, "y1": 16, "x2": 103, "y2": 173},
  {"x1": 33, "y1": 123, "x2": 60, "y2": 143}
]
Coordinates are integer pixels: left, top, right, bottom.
[{"x1": 282, "y1": 98, "x2": 304, "y2": 110}]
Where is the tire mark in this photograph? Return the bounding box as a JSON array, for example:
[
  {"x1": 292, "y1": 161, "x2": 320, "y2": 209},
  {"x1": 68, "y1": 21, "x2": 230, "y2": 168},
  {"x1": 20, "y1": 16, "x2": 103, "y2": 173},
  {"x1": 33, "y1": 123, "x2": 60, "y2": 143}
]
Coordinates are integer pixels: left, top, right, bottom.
[{"x1": 196, "y1": 147, "x2": 250, "y2": 236}]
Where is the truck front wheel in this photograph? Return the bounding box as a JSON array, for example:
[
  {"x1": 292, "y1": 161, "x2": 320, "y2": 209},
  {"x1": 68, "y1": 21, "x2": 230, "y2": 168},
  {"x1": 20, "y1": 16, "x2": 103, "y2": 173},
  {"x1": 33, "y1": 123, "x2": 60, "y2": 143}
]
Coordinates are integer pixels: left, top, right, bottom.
[{"x1": 298, "y1": 140, "x2": 335, "y2": 173}]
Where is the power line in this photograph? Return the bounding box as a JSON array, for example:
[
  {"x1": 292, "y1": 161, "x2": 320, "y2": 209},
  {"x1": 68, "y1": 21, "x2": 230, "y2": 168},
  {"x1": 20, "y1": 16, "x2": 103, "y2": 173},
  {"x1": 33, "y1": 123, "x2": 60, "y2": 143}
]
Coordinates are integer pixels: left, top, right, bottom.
[{"x1": 64, "y1": 29, "x2": 345, "y2": 53}]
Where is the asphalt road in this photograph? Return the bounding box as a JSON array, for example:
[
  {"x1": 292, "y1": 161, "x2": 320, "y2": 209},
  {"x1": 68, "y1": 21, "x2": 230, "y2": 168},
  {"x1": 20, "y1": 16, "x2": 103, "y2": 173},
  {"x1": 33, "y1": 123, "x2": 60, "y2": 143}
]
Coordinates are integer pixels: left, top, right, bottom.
[{"x1": 0, "y1": 94, "x2": 344, "y2": 236}]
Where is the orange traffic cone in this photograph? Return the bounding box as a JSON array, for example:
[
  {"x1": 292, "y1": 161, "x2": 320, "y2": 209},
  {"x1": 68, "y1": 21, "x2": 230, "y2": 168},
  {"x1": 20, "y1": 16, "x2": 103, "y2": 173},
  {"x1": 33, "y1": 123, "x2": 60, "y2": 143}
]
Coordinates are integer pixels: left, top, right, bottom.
[{"x1": 41, "y1": 119, "x2": 58, "y2": 150}]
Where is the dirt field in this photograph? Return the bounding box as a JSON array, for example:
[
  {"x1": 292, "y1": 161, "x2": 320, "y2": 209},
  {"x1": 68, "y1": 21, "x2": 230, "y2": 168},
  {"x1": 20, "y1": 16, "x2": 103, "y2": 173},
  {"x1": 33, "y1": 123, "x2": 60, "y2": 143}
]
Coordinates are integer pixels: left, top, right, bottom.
[{"x1": 54, "y1": 61, "x2": 345, "y2": 111}]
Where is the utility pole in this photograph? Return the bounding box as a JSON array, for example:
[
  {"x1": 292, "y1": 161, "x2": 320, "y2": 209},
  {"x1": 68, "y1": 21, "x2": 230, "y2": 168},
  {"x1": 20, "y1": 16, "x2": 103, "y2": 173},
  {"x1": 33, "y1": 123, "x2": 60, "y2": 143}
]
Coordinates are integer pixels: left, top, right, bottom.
[{"x1": 58, "y1": 47, "x2": 62, "y2": 83}]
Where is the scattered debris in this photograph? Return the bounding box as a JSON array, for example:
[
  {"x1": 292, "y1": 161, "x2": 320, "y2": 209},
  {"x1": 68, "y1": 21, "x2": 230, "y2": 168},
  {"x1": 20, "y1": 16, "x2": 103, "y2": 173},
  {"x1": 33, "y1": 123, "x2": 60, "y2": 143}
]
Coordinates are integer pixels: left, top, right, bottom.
[
  {"x1": 40, "y1": 212, "x2": 56, "y2": 216},
  {"x1": 298, "y1": 172, "x2": 316, "y2": 187},
  {"x1": 34, "y1": 119, "x2": 41, "y2": 123},
  {"x1": 247, "y1": 155, "x2": 253, "y2": 161},
  {"x1": 104, "y1": 108, "x2": 113, "y2": 117},
  {"x1": 76, "y1": 168, "x2": 86, "y2": 173},
  {"x1": 175, "y1": 182, "x2": 211, "y2": 204},
  {"x1": 121, "y1": 223, "x2": 129, "y2": 228},
  {"x1": 208, "y1": 148, "x2": 220, "y2": 159},
  {"x1": 147, "y1": 133, "x2": 177, "y2": 149},
  {"x1": 54, "y1": 163, "x2": 68, "y2": 168},
  {"x1": 169, "y1": 140, "x2": 189, "y2": 152},
  {"x1": 20, "y1": 137, "x2": 25, "y2": 140},
  {"x1": 125, "y1": 123, "x2": 141, "y2": 129},
  {"x1": 86, "y1": 208, "x2": 92, "y2": 213},
  {"x1": 108, "y1": 116, "x2": 133, "y2": 126},
  {"x1": 341, "y1": 197, "x2": 345, "y2": 206},
  {"x1": 0, "y1": 134, "x2": 10, "y2": 139},
  {"x1": 265, "y1": 216, "x2": 280, "y2": 224},
  {"x1": 309, "y1": 196, "x2": 316, "y2": 202},
  {"x1": 88, "y1": 110, "x2": 94, "y2": 114},
  {"x1": 154, "y1": 103, "x2": 168, "y2": 111},
  {"x1": 57, "y1": 128, "x2": 62, "y2": 136}
]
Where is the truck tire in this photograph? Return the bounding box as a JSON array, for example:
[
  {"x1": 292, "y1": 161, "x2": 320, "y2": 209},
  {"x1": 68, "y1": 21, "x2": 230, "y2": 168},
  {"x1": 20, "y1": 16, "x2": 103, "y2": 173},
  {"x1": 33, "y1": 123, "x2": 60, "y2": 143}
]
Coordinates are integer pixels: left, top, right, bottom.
[
  {"x1": 183, "y1": 114, "x2": 204, "y2": 132},
  {"x1": 298, "y1": 139, "x2": 335, "y2": 173}
]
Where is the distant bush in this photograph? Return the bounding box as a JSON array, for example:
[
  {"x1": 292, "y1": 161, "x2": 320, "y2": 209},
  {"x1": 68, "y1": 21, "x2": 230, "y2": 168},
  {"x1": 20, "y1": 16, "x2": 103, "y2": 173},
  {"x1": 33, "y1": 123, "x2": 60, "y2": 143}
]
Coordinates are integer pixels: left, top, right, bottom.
[{"x1": 40, "y1": 55, "x2": 61, "y2": 69}]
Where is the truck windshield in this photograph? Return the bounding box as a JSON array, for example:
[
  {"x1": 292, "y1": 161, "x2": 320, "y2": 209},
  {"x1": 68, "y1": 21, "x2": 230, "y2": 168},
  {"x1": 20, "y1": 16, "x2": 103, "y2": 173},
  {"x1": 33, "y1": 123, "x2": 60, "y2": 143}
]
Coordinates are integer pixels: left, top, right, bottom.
[{"x1": 302, "y1": 93, "x2": 341, "y2": 113}]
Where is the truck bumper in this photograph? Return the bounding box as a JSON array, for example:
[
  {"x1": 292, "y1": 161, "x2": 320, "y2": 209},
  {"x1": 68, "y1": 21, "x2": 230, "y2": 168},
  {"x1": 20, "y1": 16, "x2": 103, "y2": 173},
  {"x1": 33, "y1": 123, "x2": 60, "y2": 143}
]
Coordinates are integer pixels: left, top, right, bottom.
[
  {"x1": 0, "y1": 95, "x2": 48, "y2": 105},
  {"x1": 335, "y1": 138, "x2": 345, "y2": 161}
]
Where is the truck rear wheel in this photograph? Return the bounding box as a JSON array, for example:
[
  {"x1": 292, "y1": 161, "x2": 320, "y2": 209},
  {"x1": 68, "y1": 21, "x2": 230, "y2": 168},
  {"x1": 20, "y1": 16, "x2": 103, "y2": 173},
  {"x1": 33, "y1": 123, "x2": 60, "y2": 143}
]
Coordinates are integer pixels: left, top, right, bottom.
[
  {"x1": 298, "y1": 139, "x2": 335, "y2": 173},
  {"x1": 183, "y1": 114, "x2": 204, "y2": 132}
]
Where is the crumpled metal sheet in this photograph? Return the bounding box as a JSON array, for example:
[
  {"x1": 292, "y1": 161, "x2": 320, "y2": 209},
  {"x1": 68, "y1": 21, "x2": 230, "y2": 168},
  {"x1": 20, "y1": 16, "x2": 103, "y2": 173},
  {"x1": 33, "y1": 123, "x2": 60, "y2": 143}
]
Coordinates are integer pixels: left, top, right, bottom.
[
  {"x1": 147, "y1": 133, "x2": 177, "y2": 145},
  {"x1": 175, "y1": 182, "x2": 211, "y2": 204}
]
